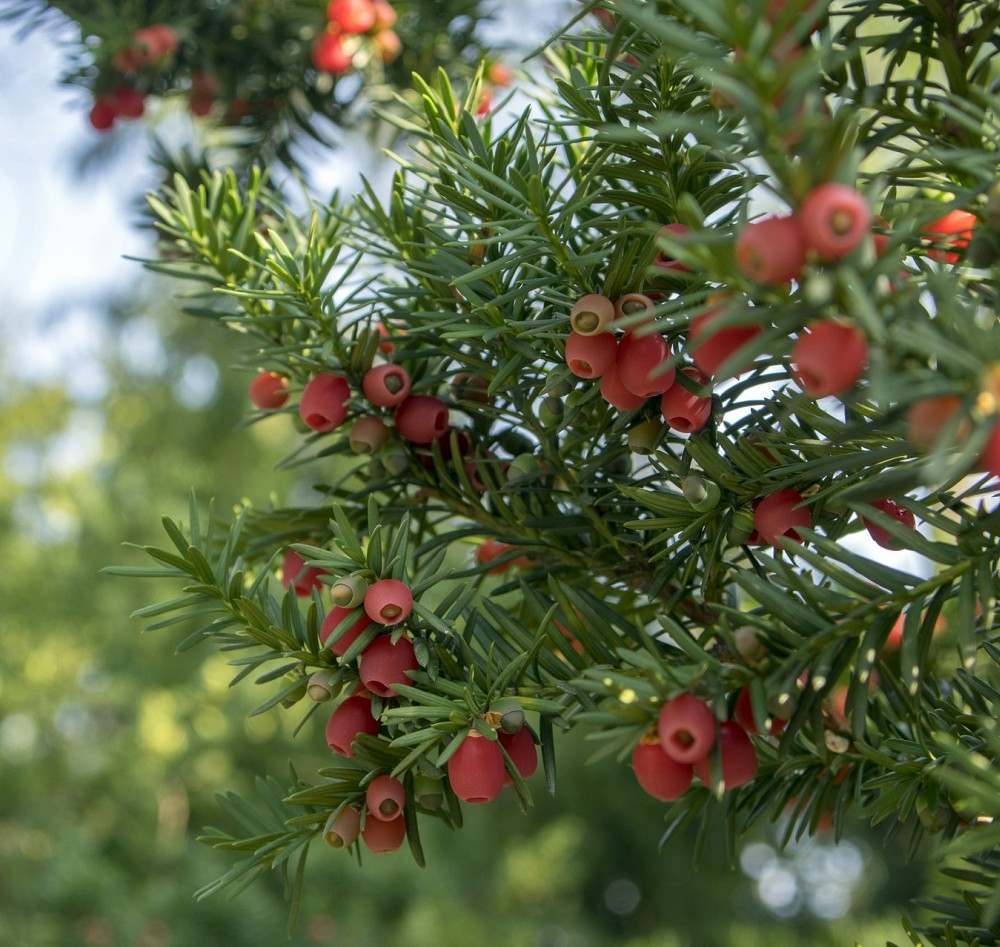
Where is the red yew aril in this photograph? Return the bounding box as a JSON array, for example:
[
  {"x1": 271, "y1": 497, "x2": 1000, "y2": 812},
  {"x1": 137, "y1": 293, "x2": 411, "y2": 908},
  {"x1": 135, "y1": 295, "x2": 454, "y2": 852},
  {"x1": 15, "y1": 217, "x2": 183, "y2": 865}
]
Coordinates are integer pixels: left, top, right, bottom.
[
  {"x1": 906, "y1": 395, "x2": 967, "y2": 451},
  {"x1": 362, "y1": 363, "x2": 411, "y2": 407},
  {"x1": 361, "y1": 812, "x2": 406, "y2": 852},
  {"x1": 654, "y1": 223, "x2": 691, "y2": 272},
  {"x1": 733, "y1": 686, "x2": 786, "y2": 737},
  {"x1": 394, "y1": 395, "x2": 450, "y2": 443},
  {"x1": 371, "y1": 0, "x2": 397, "y2": 30},
  {"x1": 133, "y1": 23, "x2": 179, "y2": 61},
  {"x1": 617, "y1": 332, "x2": 675, "y2": 398},
  {"x1": 693, "y1": 721, "x2": 758, "y2": 790},
  {"x1": 299, "y1": 373, "x2": 350, "y2": 432},
  {"x1": 660, "y1": 368, "x2": 712, "y2": 433},
  {"x1": 312, "y1": 31, "x2": 353, "y2": 74},
  {"x1": 326, "y1": 695, "x2": 380, "y2": 756},
  {"x1": 248, "y1": 370, "x2": 289, "y2": 409},
  {"x1": 632, "y1": 738, "x2": 693, "y2": 801},
  {"x1": 754, "y1": 489, "x2": 811, "y2": 547},
  {"x1": 373, "y1": 28, "x2": 401, "y2": 62},
  {"x1": 570, "y1": 293, "x2": 616, "y2": 335},
  {"x1": 189, "y1": 72, "x2": 220, "y2": 117},
  {"x1": 359, "y1": 634, "x2": 418, "y2": 697},
  {"x1": 447, "y1": 731, "x2": 506, "y2": 803},
  {"x1": 320, "y1": 606, "x2": 373, "y2": 656},
  {"x1": 657, "y1": 694, "x2": 716, "y2": 764},
  {"x1": 614, "y1": 293, "x2": 656, "y2": 327},
  {"x1": 349, "y1": 415, "x2": 389, "y2": 454},
  {"x1": 565, "y1": 329, "x2": 617, "y2": 379},
  {"x1": 366, "y1": 774, "x2": 406, "y2": 822},
  {"x1": 797, "y1": 183, "x2": 872, "y2": 261},
  {"x1": 924, "y1": 209, "x2": 976, "y2": 264},
  {"x1": 600, "y1": 361, "x2": 648, "y2": 411},
  {"x1": 689, "y1": 303, "x2": 761, "y2": 378},
  {"x1": 281, "y1": 548, "x2": 324, "y2": 596},
  {"x1": 113, "y1": 85, "x2": 146, "y2": 119},
  {"x1": 89, "y1": 97, "x2": 117, "y2": 131},
  {"x1": 364, "y1": 578, "x2": 413, "y2": 625},
  {"x1": 475, "y1": 538, "x2": 516, "y2": 574},
  {"x1": 791, "y1": 320, "x2": 867, "y2": 398},
  {"x1": 499, "y1": 726, "x2": 538, "y2": 786},
  {"x1": 978, "y1": 420, "x2": 1000, "y2": 479},
  {"x1": 327, "y1": 0, "x2": 377, "y2": 33},
  {"x1": 487, "y1": 61, "x2": 514, "y2": 87},
  {"x1": 323, "y1": 806, "x2": 361, "y2": 848},
  {"x1": 735, "y1": 215, "x2": 807, "y2": 285},
  {"x1": 862, "y1": 498, "x2": 916, "y2": 550}
]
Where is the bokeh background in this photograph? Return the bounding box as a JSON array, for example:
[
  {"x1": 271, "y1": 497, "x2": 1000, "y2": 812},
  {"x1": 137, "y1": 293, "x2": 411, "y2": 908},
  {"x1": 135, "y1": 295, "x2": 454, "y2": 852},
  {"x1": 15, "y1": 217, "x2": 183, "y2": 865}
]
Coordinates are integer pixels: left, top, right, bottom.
[{"x1": 0, "y1": 5, "x2": 932, "y2": 944}]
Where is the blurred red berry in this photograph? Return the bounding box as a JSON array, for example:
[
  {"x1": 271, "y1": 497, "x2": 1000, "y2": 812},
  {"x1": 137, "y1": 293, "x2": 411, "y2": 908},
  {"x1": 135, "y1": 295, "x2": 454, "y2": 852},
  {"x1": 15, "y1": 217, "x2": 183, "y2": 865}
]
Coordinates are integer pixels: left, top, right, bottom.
[
  {"x1": 733, "y1": 687, "x2": 786, "y2": 737},
  {"x1": 791, "y1": 320, "x2": 867, "y2": 397},
  {"x1": 371, "y1": 0, "x2": 397, "y2": 29},
  {"x1": 313, "y1": 31, "x2": 353, "y2": 73},
  {"x1": 373, "y1": 28, "x2": 401, "y2": 62},
  {"x1": 89, "y1": 97, "x2": 117, "y2": 131},
  {"x1": 862, "y1": 498, "x2": 916, "y2": 550},
  {"x1": 924, "y1": 209, "x2": 976, "y2": 264},
  {"x1": 248, "y1": 370, "x2": 289, "y2": 409},
  {"x1": 327, "y1": 0, "x2": 376, "y2": 33},
  {"x1": 735, "y1": 215, "x2": 807, "y2": 285},
  {"x1": 689, "y1": 301, "x2": 761, "y2": 378},
  {"x1": 654, "y1": 223, "x2": 691, "y2": 272},
  {"x1": 113, "y1": 85, "x2": 145, "y2": 119},
  {"x1": 797, "y1": 183, "x2": 872, "y2": 261},
  {"x1": 281, "y1": 548, "x2": 325, "y2": 597}
]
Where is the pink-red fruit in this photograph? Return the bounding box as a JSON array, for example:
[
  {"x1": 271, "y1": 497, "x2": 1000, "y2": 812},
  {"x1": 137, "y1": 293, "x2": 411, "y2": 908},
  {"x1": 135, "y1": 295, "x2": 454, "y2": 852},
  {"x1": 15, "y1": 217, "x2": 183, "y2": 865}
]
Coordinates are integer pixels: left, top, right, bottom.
[
  {"x1": 616, "y1": 332, "x2": 675, "y2": 398},
  {"x1": 364, "y1": 578, "x2": 413, "y2": 625},
  {"x1": 791, "y1": 320, "x2": 867, "y2": 397},
  {"x1": 797, "y1": 183, "x2": 872, "y2": 261},
  {"x1": 600, "y1": 362, "x2": 647, "y2": 411},
  {"x1": 320, "y1": 606, "x2": 373, "y2": 656},
  {"x1": 312, "y1": 32, "x2": 352, "y2": 74},
  {"x1": 281, "y1": 549, "x2": 324, "y2": 596},
  {"x1": 299, "y1": 373, "x2": 350, "y2": 432},
  {"x1": 862, "y1": 498, "x2": 916, "y2": 550},
  {"x1": 359, "y1": 635, "x2": 418, "y2": 698},
  {"x1": 327, "y1": 0, "x2": 376, "y2": 33},
  {"x1": 660, "y1": 368, "x2": 712, "y2": 433},
  {"x1": 565, "y1": 330, "x2": 617, "y2": 379},
  {"x1": 693, "y1": 721, "x2": 758, "y2": 790},
  {"x1": 394, "y1": 395, "x2": 449, "y2": 443},
  {"x1": 325, "y1": 696, "x2": 380, "y2": 756},
  {"x1": 633, "y1": 739, "x2": 694, "y2": 801},
  {"x1": 754, "y1": 489, "x2": 811, "y2": 547},
  {"x1": 689, "y1": 303, "x2": 761, "y2": 378},
  {"x1": 448, "y1": 732, "x2": 506, "y2": 803},
  {"x1": 924, "y1": 210, "x2": 976, "y2": 264},
  {"x1": 499, "y1": 727, "x2": 538, "y2": 786},
  {"x1": 366, "y1": 774, "x2": 405, "y2": 822},
  {"x1": 361, "y1": 812, "x2": 406, "y2": 853},
  {"x1": 735, "y1": 215, "x2": 807, "y2": 285},
  {"x1": 248, "y1": 371, "x2": 289, "y2": 409},
  {"x1": 657, "y1": 694, "x2": 716, "y2": 764},
  {"x1": 570, "y1": 294, "x2": 616, "y2": 335},
  {"x1": 363, "y1": 364, "x2": 411, "y2": 407}
]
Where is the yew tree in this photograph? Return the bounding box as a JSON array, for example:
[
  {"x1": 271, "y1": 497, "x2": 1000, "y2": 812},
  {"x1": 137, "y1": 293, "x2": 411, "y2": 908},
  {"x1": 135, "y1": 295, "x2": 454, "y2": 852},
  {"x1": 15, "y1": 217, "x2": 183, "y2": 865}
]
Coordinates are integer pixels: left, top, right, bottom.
[{"x1": 24, "y1": 0, "x2": 1000, "y2": 942}]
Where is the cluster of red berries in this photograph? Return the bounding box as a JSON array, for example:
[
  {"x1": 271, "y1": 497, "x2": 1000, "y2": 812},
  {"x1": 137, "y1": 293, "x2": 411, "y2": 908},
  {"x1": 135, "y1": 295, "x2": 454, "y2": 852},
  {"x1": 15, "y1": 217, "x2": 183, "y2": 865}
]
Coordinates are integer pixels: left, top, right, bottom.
[
  {"x1": 632, "y1": 693, "x2": 759, "y2": 801},
  {"x1": 312, "y1": 0, "x2": 400, "y2": 75}
]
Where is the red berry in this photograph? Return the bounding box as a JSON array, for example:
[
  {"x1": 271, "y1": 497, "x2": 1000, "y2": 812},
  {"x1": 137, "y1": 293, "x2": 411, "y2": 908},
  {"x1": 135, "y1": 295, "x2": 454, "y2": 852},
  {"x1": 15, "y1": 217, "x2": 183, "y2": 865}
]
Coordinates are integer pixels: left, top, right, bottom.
[
  {"x1": 632, "y1": 739, "x2": 693, "y2": 801},
  {"x1": 325, "y1": 695, "x2": 380, "y2": 756},
  {"x1": 689, "y1": 302, "x2": 761, "y2": 378},
  {"x1": 600, "y1": 361, "x2": 647, "y2": 411},
  {"x1": 754, "y1": 489, "x2": 811, "y2": 547},
  {"x1": 364, "y1": 578, "x2": 413, "y2": 626},
  {"x1": 248, "y1": 370, "x2": 289, "y2": 409},
  {"x1": 299, "y1": 373, "x2": 350, "y2": 432},
  {"x1": 281, "y1": 548, "x2": 324, "y2": 596},
  {"x1": 327, "y1": 0, "x2": 376, "y2": 33},
  {"x1": 614, "y1": 293, "x2": 656, "y2": 327},
  {"x1": 660, "y1": 368, "x2": 712, "y2": 434},
  {"x1": 89, "y1": 98, "x2": 117, "y2": 131},
  {"x1": 657, "y1": 694, "x2": 716, "y2": 764},
  {"x1": 372, "y1": 0, "x2": 398, "y2": 30},
  {"x1": 366, "y1": 774, "x2": 406, "y2": 822},
  {"x1": 565, "y1": 329, "x2": 617, "y2": 379},
  {"x1": 362, "y1": 364, "x2": 411, "y2": 407},
  {"x1": 133, "y1": 24, "x2": 179, "y2": 62},
  {"x1": 981, "y1": 420, "x2": 1000, "y2": 478},
  {"x1": 862, "y1": 498, "x2": 916, "y2": 550},
  {"x1": 791, "y1": 320, "x2": 867, "y2": 397},
  {"x1": 907, "y1": 395, "x2": 967, "y2": 452},
  {"x1": 320, "y1": 606, "x2": 373, "y2": 655},
  {"x1": 570, "y1": 293, "x2": 616, "y2": 335},
  {"x1": 448, "y1": 732, "x2": 506, "y2": 803},
  {"x1": 654, "y1": 223, "x2": 691, "y2": 272},
  {"x1": 312, "y1": 31, "x2": 353, "y2": 74},
  {"x1": 924, "y1": 209, "x2": 976, "y2": 264},
  {"x1": 797, "y1": 183, "x2": 872, "y2": 261},
  {"x1": 499, "y1": 727, "x2": 538, "y2": 786},
  {"x1": 189, "y1": 72, "x2": 220, "y2": 116},
  {"x1": 693, "y1": 720, "x2": 758, "y2": 789},
  {"x1": 487, "y1": 61, "x2": 514, "y2": 87},
  {"x1": 359, "y1": 634, "x2": 418, "y2": 698},
  {"x1": 733, "y1": 687, "x2": 786, "y2": 737},
  {"x1": 735, "y1": 215, "x2": 807, "y2": 285},
  {"x1": 361, "y1": 811, "x2": 406, "y2": 852},
  {"x1": 475, "y1": 538, "x2": 515, "y2": 574},
  {"x1": 394, "y1": 395, "x2": 450, "y2": 443},
  {"x1": 323, "y1": 806, "x2": 361, "y2": 848},
  {"x1": 616, "y1": 332, "x2": 675, "y2": 398},
  {"x1": 373, "y1": 28, "x2": 401, "y2": 62},
  {"x1": 113, "y1": 85, "x2": 145, "y2": 119}
]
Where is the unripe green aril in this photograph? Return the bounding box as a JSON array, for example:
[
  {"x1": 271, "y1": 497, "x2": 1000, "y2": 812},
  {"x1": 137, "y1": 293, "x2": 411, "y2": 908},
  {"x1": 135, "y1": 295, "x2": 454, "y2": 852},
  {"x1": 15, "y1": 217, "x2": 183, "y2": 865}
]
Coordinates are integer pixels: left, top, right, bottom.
[
  {"x1": 539, "y1": 397, "x2": 564, "y2": 427},
  {"x1": 727, "y1": 508, "x2": 756, "y2": 545},
  {"x1": 349, "y1": 415, "x2": 389, "y2": 454},
  {"x1": 413, "y1": 773, "x2": 445, "y2": 811},
  {"x1": 307, "y1": 669, "x2": 339, "y2": 702},
  {"x1": 681, "y1": 475, "x2": 721, "y2": 512},
  {"x1": 330, "y1": 573, "x2": 369, "y2": 608},
  {"x1": 507, "y1": 453, "x2": 541, "y2": 481},
  {"x1": 491, "y1": 696, "x2": 526, "y2": 734},
  {"x1": 570, "y1": 293, "x2": 616, "y2": 335},
  {"x1": 627, "y1": 418, "x2": 663, "y2": 454},
  {"x1": 380, "y1": 443, "x2": 410, "y2": 476}
]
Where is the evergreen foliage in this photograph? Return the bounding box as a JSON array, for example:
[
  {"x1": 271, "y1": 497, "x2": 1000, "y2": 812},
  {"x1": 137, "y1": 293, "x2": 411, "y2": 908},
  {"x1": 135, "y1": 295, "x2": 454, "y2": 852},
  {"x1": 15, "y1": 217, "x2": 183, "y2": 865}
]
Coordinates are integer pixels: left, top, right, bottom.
[{"x1": 58, "y1": 0, "x2": 1000, "y2": 942}]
